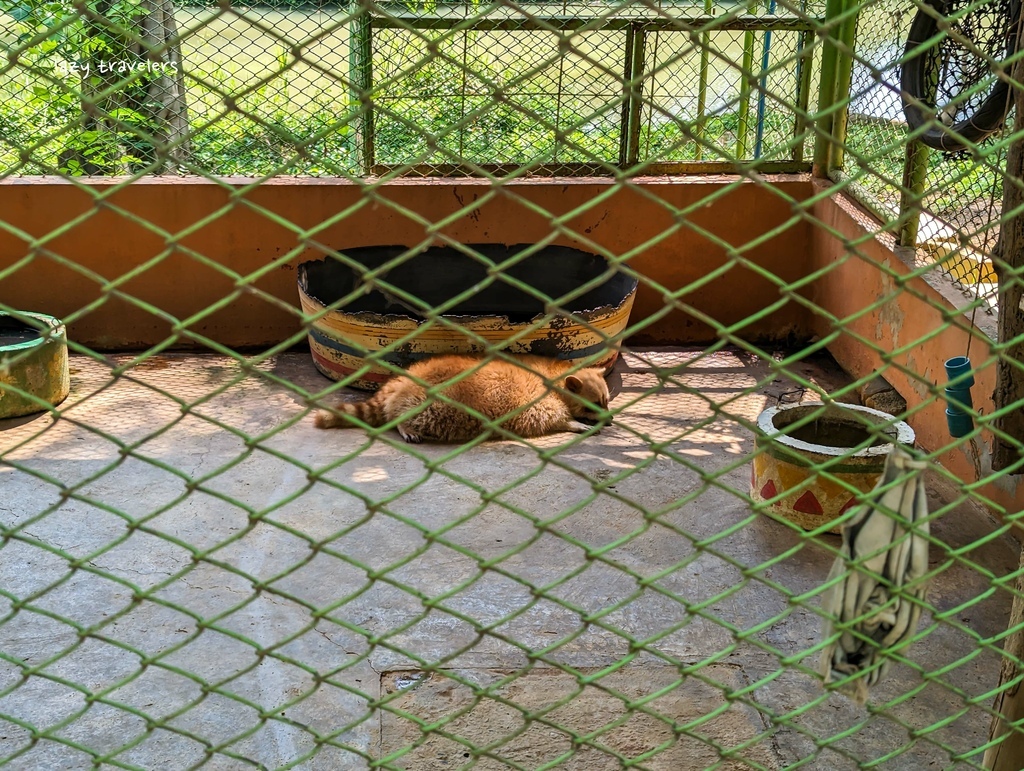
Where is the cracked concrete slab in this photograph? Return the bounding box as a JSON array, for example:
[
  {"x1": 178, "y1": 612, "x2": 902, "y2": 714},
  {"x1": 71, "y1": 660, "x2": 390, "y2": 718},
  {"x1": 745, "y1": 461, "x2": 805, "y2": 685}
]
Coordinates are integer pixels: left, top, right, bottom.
[{"x1": 0, "y1": 348, "x2": 1019, "y2": 769}]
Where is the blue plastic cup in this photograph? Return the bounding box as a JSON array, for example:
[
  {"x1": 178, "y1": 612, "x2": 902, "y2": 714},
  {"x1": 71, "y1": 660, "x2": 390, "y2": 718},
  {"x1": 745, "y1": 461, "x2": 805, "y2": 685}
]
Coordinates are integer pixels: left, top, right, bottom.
[
  {"x1": 943, "y1": 356, "x2": 975, "y2": 437},
  {"x1": 945, "y1": 356, "x2": 975, "y2": 388},
  {"x1": 944, "y1": 385, "x2": 973, "y2": 411},
  {"x1": 946, "y1": 409, "x2": 974, "y2": 438}
]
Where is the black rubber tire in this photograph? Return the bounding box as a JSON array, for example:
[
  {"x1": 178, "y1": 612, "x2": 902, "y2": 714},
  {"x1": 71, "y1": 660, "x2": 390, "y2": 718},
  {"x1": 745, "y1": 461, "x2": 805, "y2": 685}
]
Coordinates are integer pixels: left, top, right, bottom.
[{"x1": 901, "y1": 0, "x2": 1019, "y2": 152}]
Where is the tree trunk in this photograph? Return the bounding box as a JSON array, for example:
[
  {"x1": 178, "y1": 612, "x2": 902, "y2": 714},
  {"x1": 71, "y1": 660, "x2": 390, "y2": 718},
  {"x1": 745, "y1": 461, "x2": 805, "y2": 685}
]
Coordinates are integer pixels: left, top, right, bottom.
[
  {"x1": 992, "y1": 29, "x2": 1024, "y2": 473},
  {"x1": 135, "y1": 0, "x2": 190, "y2": 171},
  {"x1": 983, "y1": 549, "x2": 1024, "y2": 769},
  {"x1": 982, "y1": 20, "x2": 1024, "y2": 767},
  {"x1": 72, "y1": 0, "x2": 190, "y2": 174}
]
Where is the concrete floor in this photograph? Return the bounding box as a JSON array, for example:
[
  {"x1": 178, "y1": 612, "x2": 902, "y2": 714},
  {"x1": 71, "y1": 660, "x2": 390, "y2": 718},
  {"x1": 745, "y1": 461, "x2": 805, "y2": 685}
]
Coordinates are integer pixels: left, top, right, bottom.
[{"x1": 0, "y1": 348, "x2": 1019, "y2": 770}]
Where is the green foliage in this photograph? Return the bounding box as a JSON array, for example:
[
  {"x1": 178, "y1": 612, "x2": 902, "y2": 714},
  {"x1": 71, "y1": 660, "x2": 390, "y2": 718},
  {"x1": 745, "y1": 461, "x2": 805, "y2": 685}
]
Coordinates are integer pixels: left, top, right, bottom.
[
  {"x1": 1, "y1": 0, "x2": 166, "y2": 173},
  {"x1": 0, "y1": 0, "x2": 819, "y2": 175},
  {"x1": 843, "y1": 117, "x2": 1003, "y2": 223},
  {"x1": 2, "y1": 0, "x2": 148, "y2": 62},
  {"x1": 0, "y1": 10, "x2": 812, "y2": 175},
  {"x1": 1, "y1": 29, "x2": 798, "y2": 175},
  {"x1": 190, "y1": 107, "x2": 354, "y2": 175}
]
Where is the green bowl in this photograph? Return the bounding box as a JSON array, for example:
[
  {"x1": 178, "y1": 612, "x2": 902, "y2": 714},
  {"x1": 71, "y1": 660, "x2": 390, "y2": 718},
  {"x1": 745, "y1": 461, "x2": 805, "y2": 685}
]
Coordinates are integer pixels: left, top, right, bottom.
[{"x1": 0, "y1": 311, "x2": 70, "y2": 419}]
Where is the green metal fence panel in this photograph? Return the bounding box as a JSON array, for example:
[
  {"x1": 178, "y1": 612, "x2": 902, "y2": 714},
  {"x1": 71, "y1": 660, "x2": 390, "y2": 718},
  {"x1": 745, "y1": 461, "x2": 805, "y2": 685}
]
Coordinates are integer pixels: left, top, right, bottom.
[{"x1": 838, "y1": 0, "x2": 1013, "y2": 310}]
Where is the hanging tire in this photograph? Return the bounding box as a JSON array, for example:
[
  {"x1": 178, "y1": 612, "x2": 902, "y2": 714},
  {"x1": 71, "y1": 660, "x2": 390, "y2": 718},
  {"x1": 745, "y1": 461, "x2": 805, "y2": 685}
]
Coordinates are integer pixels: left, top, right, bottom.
[{"x1": 901, "y1": 0, "x2": 1020, "y2": 152}]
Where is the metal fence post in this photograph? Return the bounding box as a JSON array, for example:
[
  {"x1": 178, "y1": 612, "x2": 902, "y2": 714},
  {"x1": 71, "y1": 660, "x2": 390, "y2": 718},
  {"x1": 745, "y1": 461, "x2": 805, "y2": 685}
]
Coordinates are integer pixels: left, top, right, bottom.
[
  {"x1": 897, "y1": 39, "x2": 941, "y2": 247},
  {"x1": 812, "y1": 0, "x2": 849, "y2": 175},
  {"x1": 695, "y1": 0, "x2": 714, "y2": 160},
  {"x1": 793, "y1": 28, "x2": 814, "y2": 163},
  {"x1": 828, "y1": 0, "x2": 859, "y2": 171},
  {"x1": 737, "y1": 28, "x2": 756, "y2": 159},
  {"x1": 898, "y1": 141, "x2": 931, "y2": 246},
  {"x1": 350, "y1": 0, "x2": 375, "y2": 174},
  {"x1": 754, "y1": 0, "x2": 778, "y2": 159},
  {"x1": 620, "y1": 23, "x2": 646, "y2": 168}
]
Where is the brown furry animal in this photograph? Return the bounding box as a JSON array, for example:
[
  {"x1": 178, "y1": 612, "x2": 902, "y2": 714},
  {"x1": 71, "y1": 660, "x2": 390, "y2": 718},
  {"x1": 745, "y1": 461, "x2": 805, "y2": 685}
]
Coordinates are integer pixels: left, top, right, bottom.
[{"x1": 314, "y1": 354, "x2": 610, "y2": 443}]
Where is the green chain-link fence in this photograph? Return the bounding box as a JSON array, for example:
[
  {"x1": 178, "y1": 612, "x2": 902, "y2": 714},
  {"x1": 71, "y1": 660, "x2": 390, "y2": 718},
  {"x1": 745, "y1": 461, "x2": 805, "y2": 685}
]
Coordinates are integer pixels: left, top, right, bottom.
[
  {"x1": 839, "y1": 0, "x2": 1013, "y2": 309},
  {"x1": 2, "y1": 0, "x2": 1024, "y2": 767}
]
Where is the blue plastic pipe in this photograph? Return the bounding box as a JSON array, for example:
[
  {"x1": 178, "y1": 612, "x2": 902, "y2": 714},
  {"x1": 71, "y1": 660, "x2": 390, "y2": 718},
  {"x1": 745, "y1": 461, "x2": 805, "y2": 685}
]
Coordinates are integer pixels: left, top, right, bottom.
[
  {"x1": 753, "y1": 0, "x2": 777, "y2": 159},
  {"x1": 944, "y1": 356, "x2": 975, "y2": 438}
]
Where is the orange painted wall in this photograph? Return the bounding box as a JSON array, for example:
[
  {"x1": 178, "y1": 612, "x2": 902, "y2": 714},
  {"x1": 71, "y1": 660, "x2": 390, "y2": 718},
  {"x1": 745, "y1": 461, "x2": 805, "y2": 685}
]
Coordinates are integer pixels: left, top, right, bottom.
[
  {"x1": 0, "y1": 177, "x2": 814, "y2": 350},
  {"x1": 1, "y1": 175, "x2": 1020, "y2": 511},
  {"x1": 808, "y1": 190, "x2": 1023, "y2": 517}
]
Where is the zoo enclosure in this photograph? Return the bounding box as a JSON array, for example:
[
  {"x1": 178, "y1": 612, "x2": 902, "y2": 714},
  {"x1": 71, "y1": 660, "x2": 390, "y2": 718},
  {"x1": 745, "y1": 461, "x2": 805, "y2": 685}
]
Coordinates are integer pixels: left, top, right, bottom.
[
  {"x1": 347, "y1": 0, "x2": 822, "y2": 175},
  {"x1": 2, "y1": 0, "x2": 1024, "y2": 769},
  {"x1": 836, "y1": 0, "x2": 1016, "y2": 306},
  {"x1": 1, "y1": 0, "x2": 1007, "y2": 295}
]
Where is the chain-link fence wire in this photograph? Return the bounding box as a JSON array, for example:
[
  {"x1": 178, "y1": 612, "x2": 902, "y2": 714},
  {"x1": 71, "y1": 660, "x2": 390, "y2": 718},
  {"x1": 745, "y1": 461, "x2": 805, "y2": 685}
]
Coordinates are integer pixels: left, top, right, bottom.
[
  {"x1": 637, "y1": 24, "x2": 819, "y2": 164},
  {"x1": 841, "y1": 0, "x2": 1013, "y2": 308},
  {"x1": 1, "y1": 1, "x2": 356, "y2": 174},
  {"x1": 1, "y1": 0, "x2": 1024, "y2": 767},
  {"x1": 0, "y1": 0, "x2": 830, "y2": 177}
]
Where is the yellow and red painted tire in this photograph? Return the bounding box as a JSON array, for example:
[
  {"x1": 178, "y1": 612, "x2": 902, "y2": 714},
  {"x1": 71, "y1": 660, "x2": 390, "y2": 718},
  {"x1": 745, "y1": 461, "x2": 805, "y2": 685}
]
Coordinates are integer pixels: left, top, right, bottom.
[{"x1": 298, "y1": 248, "x2": 637, "y2": 390}]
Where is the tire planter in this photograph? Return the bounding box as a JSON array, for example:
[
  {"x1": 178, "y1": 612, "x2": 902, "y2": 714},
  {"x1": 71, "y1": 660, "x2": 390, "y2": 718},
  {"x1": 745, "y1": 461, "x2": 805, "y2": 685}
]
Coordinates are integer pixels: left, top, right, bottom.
[
  {"x1": 0, "y1": 311, "x2": 70, "y2": 419},
  {"x1": 298, "y1": 244, "x2": 638, "y2": 390},
  {"x1": 901, "y1": 0, "x2": 1019, "y2": 152},
  {"x1": 751, "y1": 402, "x2": 916, "y2": 533}
]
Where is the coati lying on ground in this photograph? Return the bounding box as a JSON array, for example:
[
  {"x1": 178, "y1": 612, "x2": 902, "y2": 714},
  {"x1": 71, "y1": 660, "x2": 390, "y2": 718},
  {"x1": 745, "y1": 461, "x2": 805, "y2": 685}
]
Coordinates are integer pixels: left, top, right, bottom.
[{"x1": 314, "y1": 354, "x2": 610, "y2": 443}]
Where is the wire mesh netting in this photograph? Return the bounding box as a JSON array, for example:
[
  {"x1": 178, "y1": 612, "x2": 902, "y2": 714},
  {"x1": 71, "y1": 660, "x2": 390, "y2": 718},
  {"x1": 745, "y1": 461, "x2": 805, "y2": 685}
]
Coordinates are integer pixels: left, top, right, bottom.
[
  {"x1": 0, "y1": 0, "x2": 830, "y2": 177},
  {"x1": 1, "y1": 0, "x2": 1024, "y2": 768},
  {"x1": 841, "y1": 0, "x2": 1015, "y2": 309},
  {"x1": 638, "y1": 25, "x2": 818, "y2": 164}
]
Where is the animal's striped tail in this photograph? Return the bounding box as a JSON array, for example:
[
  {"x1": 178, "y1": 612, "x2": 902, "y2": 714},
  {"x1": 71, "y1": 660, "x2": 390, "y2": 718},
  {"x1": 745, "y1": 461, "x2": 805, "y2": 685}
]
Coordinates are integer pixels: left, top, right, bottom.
[{"x1": 314, "y1": 397, "x2": 386, "y2": 429}]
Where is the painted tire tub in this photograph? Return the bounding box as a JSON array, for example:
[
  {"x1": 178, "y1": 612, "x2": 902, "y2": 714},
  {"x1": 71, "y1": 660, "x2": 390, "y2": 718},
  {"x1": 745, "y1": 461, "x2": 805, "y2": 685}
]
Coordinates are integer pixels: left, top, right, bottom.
[
  {"x1": 298, "y1": 244, "x2": 638, "y2": 389},
  {"x1": 751, "y1": 401, "x2": 915, "y2": 533},
  {"x1": 0, "y1": 311, "x2": 70, "y2": 419}
]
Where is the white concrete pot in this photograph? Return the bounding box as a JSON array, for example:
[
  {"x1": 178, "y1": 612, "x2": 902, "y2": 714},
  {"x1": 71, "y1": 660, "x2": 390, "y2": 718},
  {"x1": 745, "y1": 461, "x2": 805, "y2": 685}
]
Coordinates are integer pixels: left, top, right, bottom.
[{"x1": 751, "y1": 401, "x2": 915, "y2": 532}]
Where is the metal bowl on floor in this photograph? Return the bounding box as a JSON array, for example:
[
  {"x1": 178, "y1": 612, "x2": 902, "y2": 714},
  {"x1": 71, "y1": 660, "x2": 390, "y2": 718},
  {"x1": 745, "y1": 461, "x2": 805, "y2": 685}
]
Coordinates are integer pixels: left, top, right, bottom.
[
  {"x1": 298, "y1": 244, "x2": 637, "y2": 389},
  {"x1": 0, "y1": 311, "x2": 70, "y2": 419}
]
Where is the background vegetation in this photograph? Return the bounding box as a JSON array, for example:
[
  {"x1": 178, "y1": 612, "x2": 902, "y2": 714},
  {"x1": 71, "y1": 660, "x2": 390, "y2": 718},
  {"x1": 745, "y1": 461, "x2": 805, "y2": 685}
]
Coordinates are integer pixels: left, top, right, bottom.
[{"x1": 0, "y1": 5, "x2": 810, "y2": 176}]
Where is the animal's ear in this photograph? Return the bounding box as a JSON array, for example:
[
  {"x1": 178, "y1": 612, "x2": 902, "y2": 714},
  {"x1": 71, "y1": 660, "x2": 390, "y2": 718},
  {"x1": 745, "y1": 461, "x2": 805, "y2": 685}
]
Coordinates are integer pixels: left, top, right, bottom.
[{"x1": 565, "y1": 376, "x2": 583, "y2": 394}]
